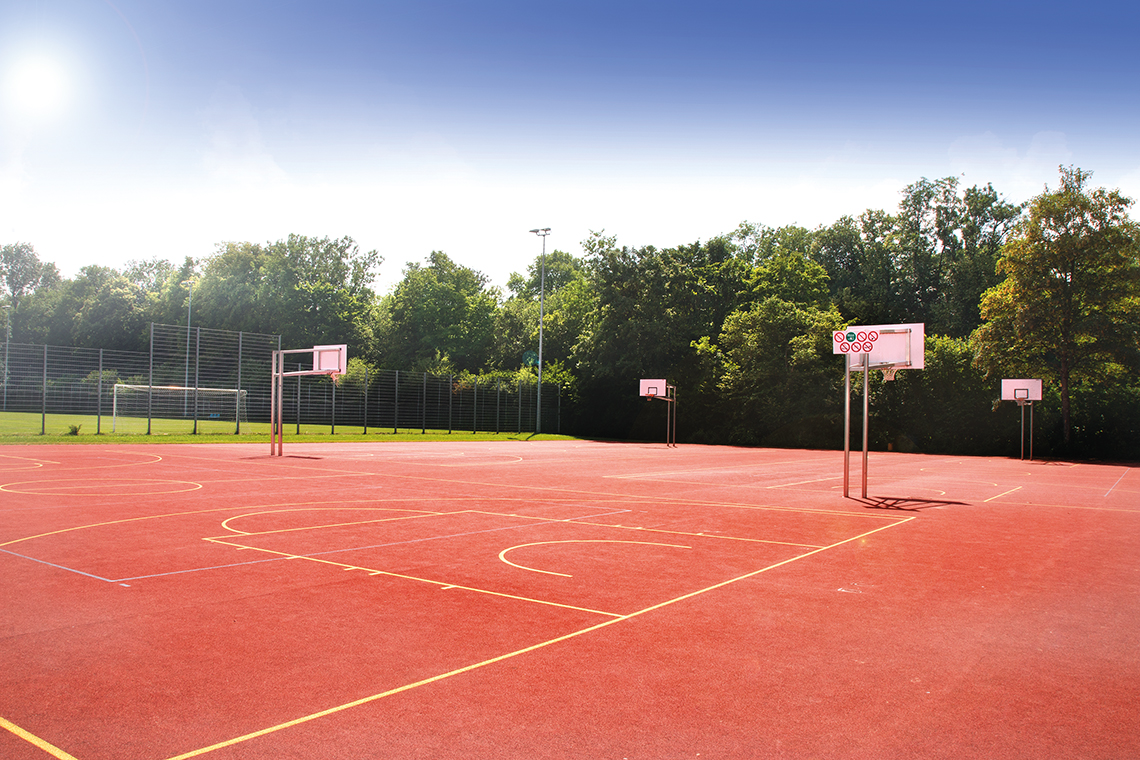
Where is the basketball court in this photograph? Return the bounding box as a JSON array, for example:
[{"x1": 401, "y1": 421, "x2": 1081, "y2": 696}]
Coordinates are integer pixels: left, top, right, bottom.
[{"x1": 1, "y1": 440, "x2": 1136, "y2": 759}]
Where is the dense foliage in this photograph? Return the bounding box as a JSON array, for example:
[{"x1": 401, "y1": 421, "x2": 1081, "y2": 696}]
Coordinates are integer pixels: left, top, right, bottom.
[{"x1": 3, "y1": 168, "x2": 1138, "y2": 458}]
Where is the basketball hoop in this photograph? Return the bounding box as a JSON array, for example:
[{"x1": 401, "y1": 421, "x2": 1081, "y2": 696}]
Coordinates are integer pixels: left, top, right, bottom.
[{"x1": 881, "y1": 367, "x2": 898, "y2": 382}]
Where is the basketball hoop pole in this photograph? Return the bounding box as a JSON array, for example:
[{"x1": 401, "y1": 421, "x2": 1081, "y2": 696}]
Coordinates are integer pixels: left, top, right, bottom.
[
  {"x1": 862, "y1": 354, "x2": 870, "y2": 499},
  {"x1": 270, "y1": 345, "x2": 346, "y2": 456},
  {"x1": 843, "y1": 353, "x2": 851, "y2": 497}
]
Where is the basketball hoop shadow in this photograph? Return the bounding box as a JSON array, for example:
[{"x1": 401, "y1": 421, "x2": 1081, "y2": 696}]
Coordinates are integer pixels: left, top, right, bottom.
[{"x1": 855, "y1": 496, "x2": 968, "y2": 511}]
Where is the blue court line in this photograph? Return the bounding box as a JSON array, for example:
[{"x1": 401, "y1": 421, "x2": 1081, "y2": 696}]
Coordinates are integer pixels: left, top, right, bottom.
[
  {"x1": 1104, "y1": 469, "x2": 1131, "y2": 497},
  {"x1": 0, "y1": 548, "x2": 116, "y2": 583}
]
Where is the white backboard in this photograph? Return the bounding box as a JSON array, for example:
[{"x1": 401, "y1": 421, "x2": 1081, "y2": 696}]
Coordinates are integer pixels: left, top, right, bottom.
[
  {"x1": 313, "y1": 344, "x2": 348, "y2": 375},
  {"x1": 833, "y1": 323, "x2": 925, "y2": 370},
  {"x1": 1001, "y1": 378, "x2": 1042, "y2": 402},
  {"x1": 640, "y1": 379, "x2": 667, "y2": 397}
]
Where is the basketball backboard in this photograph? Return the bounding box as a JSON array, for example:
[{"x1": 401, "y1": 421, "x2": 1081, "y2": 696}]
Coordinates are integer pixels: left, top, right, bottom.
[
  {"x1": 313, "y1": 344, "x2": 348, "y2": 375},
  {"x1": 640, "y1": 378, "x2": 666, "y2": 397},
  {"x1": 1001, "y1": 379, "x2": 1042, "y2": 402},
  {"x1": 833, "y1": 323, "x2": 925, "y2": 370}
]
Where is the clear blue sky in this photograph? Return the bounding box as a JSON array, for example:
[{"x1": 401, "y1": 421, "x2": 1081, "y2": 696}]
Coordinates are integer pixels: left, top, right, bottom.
[{"x1": 2, "y1": 0, "x2": 1138, "y2": 293}]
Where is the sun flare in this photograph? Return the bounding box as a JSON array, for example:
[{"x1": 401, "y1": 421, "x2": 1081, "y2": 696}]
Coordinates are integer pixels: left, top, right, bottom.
[{"x1": 5, "y1": 56, "x2": 69, "y2": 117}]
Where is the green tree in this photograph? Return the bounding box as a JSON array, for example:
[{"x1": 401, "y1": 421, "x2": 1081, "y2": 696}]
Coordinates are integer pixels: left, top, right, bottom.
[
  {"x1": 693, "y1": 297, "x2": 844, "y2": 446},
  {"x1": 382, "y1": 251, "x2": 498, "y2": 371},
  {"x1": 193, "y1": 235, "x2": 381, "y2": 350},
  {"x1": 495, "y1": 251, "x2": 595, "y2": 371},
  {"x1": 0, "y1": 242, "x2": 58, "y2": 313},
  {"x1": 972, "y1": 167, "x2": 1140, "y2": 446}
]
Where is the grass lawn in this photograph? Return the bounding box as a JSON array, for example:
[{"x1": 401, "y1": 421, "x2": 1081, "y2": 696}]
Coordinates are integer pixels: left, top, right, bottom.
[{"x1": 0, "y1": 411, "x2": 576, "y2": 445}]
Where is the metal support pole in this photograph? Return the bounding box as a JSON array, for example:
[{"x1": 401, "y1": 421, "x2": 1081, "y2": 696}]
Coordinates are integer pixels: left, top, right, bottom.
[
  {"x1": 331, "y1": 376, "x2": 336, "y2": 435},
  {"x1": 270, "y1": 350, "x2": 278, "y2": 455},
  {"x1": 1029, "y1": 403, "x2": 1034, "y2": 461},
  {"x1": 193, "y1": 327, "x2": 200, "y2": 434},
  {"x1": 473, "y1": 378, "x2": 478, "y2": 434},
  {"x1": 1020, "y1": 403, "x2": 1025, "y2": 460},
  {"x1": 843, "y1": 353, "x2": 851, "y2": 498},
  {"x1": 148, "y1": 322, "x2": 154, "y2": 435},
  {"x1": 41, "y1": 344, "x2": 47, "y2": 435},
  {"x1": 862, "y1": 355, "x2": 870, "y2": 499},
  {"x1": 363, "y1": 368, "x2": 370, "y2": 435},
  {"x1": 236, "y1": 332, "x2": 243, "y2": 434},
  {"x1": 394, "y1": 370, "x2": 399, "y2": 433},
  {"x1": 97, "y1": 349, "x2": 103, "y2": 435},
  {"x1": 422, "y1": 372, "x2": 427, "y2": 434}
]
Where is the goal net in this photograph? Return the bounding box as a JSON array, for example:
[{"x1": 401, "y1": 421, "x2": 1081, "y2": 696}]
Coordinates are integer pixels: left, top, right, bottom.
[{"x1": 112, "y1": 384, "x2": 248, "y2": 431}]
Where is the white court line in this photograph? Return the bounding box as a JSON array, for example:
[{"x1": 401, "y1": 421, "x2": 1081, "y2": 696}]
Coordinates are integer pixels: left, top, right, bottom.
[{"x1": 1105, "y1": 469, "x2": 1131, "y2": 497}]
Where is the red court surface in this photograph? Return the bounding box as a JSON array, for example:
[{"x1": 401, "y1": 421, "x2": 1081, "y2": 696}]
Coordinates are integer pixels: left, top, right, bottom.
[{"x1": 0, "y1": 441, "x2": 1137, "y2": 759}]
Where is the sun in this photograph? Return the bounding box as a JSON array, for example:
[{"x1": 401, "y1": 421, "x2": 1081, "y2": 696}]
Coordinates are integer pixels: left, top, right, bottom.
[{"x1": 5, "y1": 55, "x2": 69, "y2": 118}]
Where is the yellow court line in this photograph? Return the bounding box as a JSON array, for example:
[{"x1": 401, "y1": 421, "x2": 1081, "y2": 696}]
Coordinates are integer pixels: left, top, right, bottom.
[
  {"x1": 975, "y1": 499, "x2": 1140, "y2": 514},
  {"x1": 0, "y1": 715, "x2": 79, "y2": 760},
  {"x1": 371, "y1": 470, "x2": 905, "y2": 521},
  {"x1": 565, "y1": 519, "x2": 825, "y2": 549},
  {"x1": 602, "y1": 457, "x2": 835, "y2": 479},
  {"x1": 0, "y1": 498, "x2": 464, "y2": 549},
  {"x1": 984, "y1": 486, "x2": 1023, "y2": 502},
  {"x1": 0, "y1": 479, "x2": 203, "y2": 495},
  {"x1": 499, "y1": 539, "x2": 692, "y2": 577},
  {"x1": 202, "y1": 537, "x2": 623, "y2": 617},
  {"x1": 218, "y1": 508, "x2": 444, "y2": 536},
  {"x1": 0, "y1": 453, "x2": 61, "y2": 465},
  {"x1": 165, "y1": 515, "x2": 916, "y2": 760}
]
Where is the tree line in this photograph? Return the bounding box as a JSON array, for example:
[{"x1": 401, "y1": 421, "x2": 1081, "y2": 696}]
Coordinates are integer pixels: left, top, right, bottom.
[{"x1": 2, "y1": 167, "x2": 1138, "y2": 457}]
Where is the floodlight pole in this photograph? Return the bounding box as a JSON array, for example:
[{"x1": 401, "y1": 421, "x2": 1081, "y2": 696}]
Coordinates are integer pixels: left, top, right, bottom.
[{"x1": 529, "y1": 227, "x2": 550, "y2": 435}]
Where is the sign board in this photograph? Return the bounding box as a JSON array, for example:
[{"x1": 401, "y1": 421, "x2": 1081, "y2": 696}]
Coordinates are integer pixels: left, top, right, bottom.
[
  {"x1": 639, "y1": 379, "x2": 667, "y2": 398},
  {"x1": 833, "y1": 323, "x2": 925, "y2": 370},
  {"x1": 313, "y1": 344, "x2": 348, "y2": 375},
  {"x1": 1001, "y1": 378, "x2": 1042, "y2": 402}
]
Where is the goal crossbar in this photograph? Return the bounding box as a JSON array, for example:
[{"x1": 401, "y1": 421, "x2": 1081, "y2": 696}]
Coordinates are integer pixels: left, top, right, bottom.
[{"x1": 112, "y1": 383, "x2": 248, "y2": 432}]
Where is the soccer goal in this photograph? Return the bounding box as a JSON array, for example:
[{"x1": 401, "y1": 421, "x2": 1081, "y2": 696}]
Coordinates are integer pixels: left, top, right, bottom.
[{"x1": 112, "y1": 384, "x2": 248, "y2": 432}]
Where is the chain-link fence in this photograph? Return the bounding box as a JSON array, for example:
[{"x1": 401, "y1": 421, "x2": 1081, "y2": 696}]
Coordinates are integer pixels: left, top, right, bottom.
[
  {"x1": 0, "y1": 323, "x2": 559, "y2": 437},
  {"x1": 281, "y1": 369, "x2": 558, "y2": 435}
]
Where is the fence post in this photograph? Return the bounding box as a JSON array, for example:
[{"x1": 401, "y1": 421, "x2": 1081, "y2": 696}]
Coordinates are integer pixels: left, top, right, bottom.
[
  {"x1": 41, "y1": 344, "x2": 47, "y2": 435},
  {"x1": 394, "y1": 369, "x2": 399, "y2": 434},
  {"x1": 496, "y1": 379, "x2": 501, "y2": 434},
  {"x1": 148, "y1": 322, "x2": 153, "y2": 435},
  {"x1": 193, "y1": 327, "x2": 201, "y2": 434},
  {"x1": 422, "y1": 372, "x2": 427, "y2": 434},
  {"x1": 448, "y1": 374, "x2": 453, "y2": 434},
  {"x1": 363, "y1": 367, "x2": 369, "y2": 435},
  {"x1": 96, "y1": 349, "x2": 103, "y2": 435},
  {"x1": 331, "y1": 376, "x2": 336, "y2": 435},
  {"x1": 473, "y1": 377, "x2": 478, "y2": 434},
  {"x1": 557, "y1": 383, "x2": 561, "y2": 435},
  {"x1": 517, "y1": 380, "x2": 522, "y2": 433},
  {"x1": 236, "y1": 331, "x2": 243, "y2": 435}
]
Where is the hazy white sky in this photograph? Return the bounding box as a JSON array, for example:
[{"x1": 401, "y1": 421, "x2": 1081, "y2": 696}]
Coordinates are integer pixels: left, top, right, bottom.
[{"x1": 2, "y1": 0, "x2": 1139, "y2": 294}]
